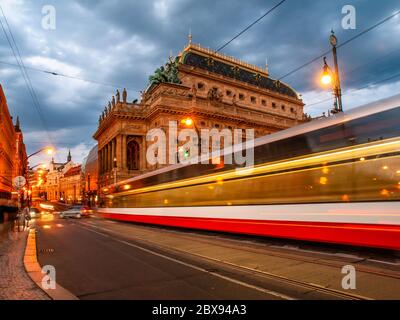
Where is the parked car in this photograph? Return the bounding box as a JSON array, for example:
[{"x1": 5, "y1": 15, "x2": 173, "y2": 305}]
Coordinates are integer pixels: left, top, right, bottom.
[
  {"x1": 81, "y1": 206, "x2": 94, "y2": 217},
  {"x1": 60, "y1": 206, "x2": 82, "y2": 219}
]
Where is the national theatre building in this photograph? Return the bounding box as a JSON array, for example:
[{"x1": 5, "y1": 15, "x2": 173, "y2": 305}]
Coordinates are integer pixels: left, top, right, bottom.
[{"x1": 93, "y1": 38, "x2": 306, "y2": 189}]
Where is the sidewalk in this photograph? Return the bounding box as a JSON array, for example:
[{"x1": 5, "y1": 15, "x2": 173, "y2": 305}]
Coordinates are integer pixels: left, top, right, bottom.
[{"x1": 0, "y1": 226, "x2": 49, "y2": 300}]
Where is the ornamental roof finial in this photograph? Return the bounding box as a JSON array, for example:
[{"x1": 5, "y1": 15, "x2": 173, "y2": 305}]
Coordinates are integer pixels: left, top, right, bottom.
[{"x1": 188, "y1": 28, "x2": 192, "y2": 45}]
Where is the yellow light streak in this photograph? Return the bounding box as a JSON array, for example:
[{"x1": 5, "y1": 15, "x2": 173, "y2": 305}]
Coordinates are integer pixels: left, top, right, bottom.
[{"x1": 114, "y1": 138, "x2": 400, "y2": 197}]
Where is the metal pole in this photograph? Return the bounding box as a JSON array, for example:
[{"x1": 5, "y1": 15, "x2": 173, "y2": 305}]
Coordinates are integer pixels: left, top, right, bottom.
[
  {"x1": 194, "y1": 124, "x2": 201, "y2": 157},
  {"x1": 332, "y1": 45, "x2": 343, "y2": 112}
]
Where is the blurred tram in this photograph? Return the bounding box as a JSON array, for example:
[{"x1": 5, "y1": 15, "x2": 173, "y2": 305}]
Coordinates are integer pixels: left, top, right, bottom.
[{"x1": 98, "y1": 94, "x2": 400, "y2": 250}]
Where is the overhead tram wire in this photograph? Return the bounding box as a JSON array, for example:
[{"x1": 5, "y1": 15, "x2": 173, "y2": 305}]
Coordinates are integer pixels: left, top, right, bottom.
[
  {"x1": 0, "y1": 20, "x2": 17, "y2": 115},
  {"x1": 178, "y1": 0, "x2": 287, "y2": 84},
  {"x1": 1, "y1": 1, "x2": 288, "y2": 97},
  {"x1": 277, "y1": 9, "x2": 400, "y2": 81},
  {"x1": 1, "y1": 0, "x2": 287, "y2": 107},
  {"x1": 0, "y1": 60, "x2": 141, "y2": 93},
  {"x1": 216, "y1": 0, "x2": 287, "y2": 52},
  {"x1": 0, "y1": 5, "x2": 60, "y2": 160}
]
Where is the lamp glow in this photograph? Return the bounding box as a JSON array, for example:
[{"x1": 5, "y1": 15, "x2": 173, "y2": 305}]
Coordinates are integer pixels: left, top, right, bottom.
[{"x1": 321, "y1": 73, "x2": 332, "y2": 85}]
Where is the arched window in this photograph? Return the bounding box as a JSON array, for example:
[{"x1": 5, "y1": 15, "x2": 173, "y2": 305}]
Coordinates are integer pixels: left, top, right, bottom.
[{"x1": 127, "y1": 139, "x2": 140, "y2": 170}]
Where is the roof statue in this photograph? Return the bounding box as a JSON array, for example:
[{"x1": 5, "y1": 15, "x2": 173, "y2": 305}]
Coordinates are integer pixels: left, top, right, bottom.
[
  {"x1": 148, "y1": 56, "x2": 182, "y2": 87},
  {"x1": 123, "y1": 88, "x2": 127, "y2": 103},
  {"x1": 116, "y1": 89, "x2": 120, "y2": 103}
]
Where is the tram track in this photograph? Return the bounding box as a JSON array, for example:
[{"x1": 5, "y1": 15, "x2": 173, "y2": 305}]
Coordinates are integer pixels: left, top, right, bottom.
[
  {"x1": 88, "y1": 217, "x2": 400, "y2": 280},
  {"x1": 78, "y1": 219, "x2": 384, "y2": 300}
]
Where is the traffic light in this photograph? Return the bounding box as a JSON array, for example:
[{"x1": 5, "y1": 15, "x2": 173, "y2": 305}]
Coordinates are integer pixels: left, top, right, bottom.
[{"x1": 184, "y1": 149, "x2": 190, "y2": 160}]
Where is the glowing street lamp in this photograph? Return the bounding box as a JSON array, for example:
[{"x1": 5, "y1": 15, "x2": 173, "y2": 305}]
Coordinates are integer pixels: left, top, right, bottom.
[
  {"x1": 321, "y1": 59, "x2": 332, "y2": 85},
  {"x1": 27, "y1": 147, "x2": 55, "y2": 159},
  {"x1": 180, "y1": 116, "x2": 201, "y2": 158},
  {"x1": 181, "y1": 117, "x2": 194, "y2": 127}
]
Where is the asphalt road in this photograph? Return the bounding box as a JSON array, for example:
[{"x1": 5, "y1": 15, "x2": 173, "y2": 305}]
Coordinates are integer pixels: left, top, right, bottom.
[
  {"x1": 36, "y1": 215, "x2": 293, "y2": 300},
  {"x1": 36, "y1": 214, "x2": 400, "y2": 300}
]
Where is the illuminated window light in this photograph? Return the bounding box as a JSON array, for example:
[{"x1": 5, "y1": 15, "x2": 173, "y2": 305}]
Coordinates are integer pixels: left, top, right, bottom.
[
  {"x1": 380, "y1": 189, "x2": 390, "y2": 196},
  {"x1": 342, "y1": 194, "x2": 350, "y2": 202},
  {"x1": 319, "y1": 177, "x2": 328, "y2": 185}
]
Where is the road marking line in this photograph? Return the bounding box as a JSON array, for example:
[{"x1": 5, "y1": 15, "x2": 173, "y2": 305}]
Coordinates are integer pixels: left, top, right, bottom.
[
  {"x1": 367, "y1": 259, "x2": 400, "y2": 266},
  {"x1": 80, "y1": 221, "x2": 374, "y2": 300},
  {"x1": 78, "y1": 224, "x2": 295, "y2": 300}
]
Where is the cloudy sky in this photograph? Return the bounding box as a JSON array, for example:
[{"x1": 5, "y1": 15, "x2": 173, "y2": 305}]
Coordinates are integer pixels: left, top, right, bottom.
[{"x1": 0, "y1": 0, "x2": 399, "y2": 166}]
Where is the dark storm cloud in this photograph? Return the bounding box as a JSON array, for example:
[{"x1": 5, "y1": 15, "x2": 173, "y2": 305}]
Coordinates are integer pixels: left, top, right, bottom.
[{"x1": 0, "y1": 0, "x2": 399, "y2": 164}]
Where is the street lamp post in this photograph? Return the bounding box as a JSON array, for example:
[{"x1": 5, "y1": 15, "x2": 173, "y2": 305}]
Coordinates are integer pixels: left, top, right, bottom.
[
  {"x1": 321, "y1": 31, "x2": 343, "y2": 114},
  {"x1": 27, "y1": 147, "x2": 54, "y2": 159},
  {"x1": 113, "y1": 157, "x2": 117, "y2": 185},
  {"x1": 25, "y1": 148, "x2": 53, "y2": 207},
  {"x1": 180, "y1": 117, "x2": 201, "y2": 159}
]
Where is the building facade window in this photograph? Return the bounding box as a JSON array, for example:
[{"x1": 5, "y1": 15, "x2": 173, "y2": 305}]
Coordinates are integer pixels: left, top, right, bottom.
[
  {"x1": 197, "y1": 82, "x2": 205, "y2": 90},
  {"x1": 239, "y1": 93, "x2": 245, "y2": 100},
  {"x1": 127, "y1": 139, "x2": 140, "y2": 170},
  {"x1": 272, "y1": 102, "x2": 277, "y2": 109},
  {"x1": 251, "y1": 97, "x2": 256, "y2": 104},
  {"x1": 261, "y1": 99, "x2": 267, "y2": 106}
]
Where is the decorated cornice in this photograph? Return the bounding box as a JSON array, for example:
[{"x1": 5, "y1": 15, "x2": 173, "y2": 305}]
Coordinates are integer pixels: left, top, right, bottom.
[{"x1": 180, "y1": 43, "x2": 269, "y2": 77}]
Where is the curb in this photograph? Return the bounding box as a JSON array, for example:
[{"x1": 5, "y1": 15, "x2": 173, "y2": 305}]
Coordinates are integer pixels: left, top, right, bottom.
[{"x1": 24, "y1": 228, "x2": 79, "y2": 300}]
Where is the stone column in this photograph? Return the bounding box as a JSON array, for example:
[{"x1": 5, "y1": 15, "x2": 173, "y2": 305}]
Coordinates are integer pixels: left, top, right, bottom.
[
  {"x1": 104, "y1": 146, "x2": 107, "y2": 172},
  {"x1": 97, "y1": 150, "x2": 102, "y2": 175},
  {"x1": 122, "y1": 135, "x2": 127, "y2": 170},
  {"x1": 112, "y1": 139, "x2": 116, "y2": 168},
  {"x1": 101, "y1": 146, "x2": 104, "y2": 174},
  {"x1": 105, "y1": 145, "x2": 108, "y2": 173},
  {"x1": 108, "y1": 143, "x2": 111, "y2": 172},
  {"x1": 116, "y1": 135, "x2": 123, "y2": 169}
]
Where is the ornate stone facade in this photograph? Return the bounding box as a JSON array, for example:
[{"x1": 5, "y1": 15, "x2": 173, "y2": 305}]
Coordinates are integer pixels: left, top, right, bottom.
[
  {"x1": 93, "y1": 43, "x2": 305, "y2": 189},
  {"x1": 44, "y1": 154, "x2": 75, "y2": 202},
  {"x1": 82, "y1": 145, "x2": 98, "y2": 206},
  {"x1": 0, "y1": 85, "x2": 27, "y2": 214},
  {"x1": 60, "y1": 165, "x2": 82, "y2": 204}
]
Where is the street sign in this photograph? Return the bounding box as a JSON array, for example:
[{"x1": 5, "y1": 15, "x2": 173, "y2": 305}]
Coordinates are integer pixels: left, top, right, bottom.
[{"x1": 13, "y1": 176, "x2": 26, "y2": 190}]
